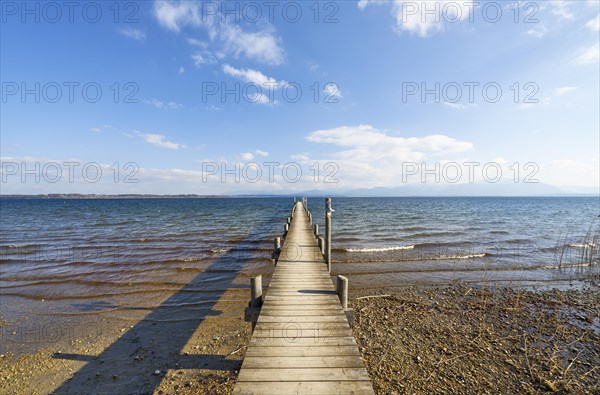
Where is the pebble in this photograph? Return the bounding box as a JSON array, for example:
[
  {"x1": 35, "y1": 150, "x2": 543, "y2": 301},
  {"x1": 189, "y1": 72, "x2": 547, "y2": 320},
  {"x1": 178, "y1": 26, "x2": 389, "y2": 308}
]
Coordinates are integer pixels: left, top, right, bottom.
[{"x1": 153, "y1": 370, "x2": 160, "y2": 376}]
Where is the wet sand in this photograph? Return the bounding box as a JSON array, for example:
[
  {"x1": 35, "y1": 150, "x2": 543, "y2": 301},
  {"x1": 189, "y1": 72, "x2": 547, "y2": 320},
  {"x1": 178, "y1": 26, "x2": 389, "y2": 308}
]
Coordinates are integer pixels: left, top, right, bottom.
[{"x1": 1, "y1": 280, "x2": 598, "y2": 394}]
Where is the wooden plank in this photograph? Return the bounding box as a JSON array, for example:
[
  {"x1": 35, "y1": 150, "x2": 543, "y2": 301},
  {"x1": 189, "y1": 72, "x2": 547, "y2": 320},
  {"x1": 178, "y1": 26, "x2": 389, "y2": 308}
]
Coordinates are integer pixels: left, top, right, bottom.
[
  {"x1": 257, "y1": 316, "x2": 348, "y2": 323},
  {"x1": 263, "y1": 296, "x2": 340, "y2": 301},
  {"x1": 261, "y1": 299, "x2": 340, "y2": 305},
  {"x1": 236, "y1": 367, "x2": 371, "y2": 382},
  {"x1": 244, "y1": 346, "x2": 361, "y2": 357},
  {"x1": 232, "y1": 381, "x2": 374, "y2": 395},
  {"x1": 252, "y1": 329, "x2": 353, "y2": 338},
  {"x1": 254, "y1": 322, "x2": 350, "y2": 330},
  {"x1": 250, "y1": 337, "x2": 357, "y2": 347},
  {"x1": 259, "y1": 310, "x2": 346, "y2": 316},
  {"x1": 259, "y1": 306, "x2": 342, "y2": 312},
  {"x1": 241, "y1": 356, "x2": 366, "y2": 368}
]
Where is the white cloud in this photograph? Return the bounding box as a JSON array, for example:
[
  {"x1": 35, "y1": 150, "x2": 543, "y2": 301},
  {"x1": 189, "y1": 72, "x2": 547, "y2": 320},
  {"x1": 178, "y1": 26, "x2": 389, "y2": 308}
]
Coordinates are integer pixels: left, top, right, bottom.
[
  {"x1": 204, "y1": 104, "x2": 221, "y2": 112},
  {"x1": 541, "y1": 158, "x2": 600, "y2": 187},
  {"x1": 550, "y1": 1, "x2": 574, "y2": 20},
  {"x1": 218, "y1": 23, "x2": 284, "y2": 65},
  {"x1": 222, "y1": 65, "x2": 283, "y2": 105},
  {"x1": 178, "y1": 66, "x2": 185, "y2": 74},
  {"x1": 223, "y1": 64, "x2": 282, "y2": 87},
  {"x1": 308, "y1": 125, "x2": 473, "y2": 155},
  {"x1": 555, "y1": 86, "x2": 577, "y2": 96},
  {"x1": 239, "y1": 150, "x2": 269, "y2": 161},
  {"x1": 358, "y1": 0, "x2": 475, "y2": 37},
  {"x1": 323, "y1": 83, "x2": 342, "y2": 98},
  {"x1": 526, "y1": 26, "x2": 547, "y2": 38},
  {"x1": 134, "y1": 130, "x2": 185, "y2": 150},
  {"x1": 517, "y1": 87, "x2": 575, "y2": 110},
  {"x1": 119, "y1": 28, "x2": 146, "y2": 42},
  {"x1": 154, "y1": 1, "x2": 284, "y2": 65},
  {"x1": 443, "y1": 102, "x2": 471, "y2": 110},
  {"x1": 90, "y1": 127, "x2": 101, "y2": 133},
  {"x1": 153, "y1": 0, "x2": 202, "y2": 32},
  {"x1": 305, "y1": 124, "x2": 474, "y2": 187},
  {"x1": 291, "y1": 153, "x2": 311, "y2": 161},
  {"x1": 576, "y1": 43, "x2": 600, "y2": 64},
  {"x1": 586, "y1": 14, "x2": 600, "y2": 31},
  {"x1": 144, "y1": 98, "x2": 183, "y2": 109},
  {"x1": 188, "y1": 38, "x2": 217, "y2": 66}
]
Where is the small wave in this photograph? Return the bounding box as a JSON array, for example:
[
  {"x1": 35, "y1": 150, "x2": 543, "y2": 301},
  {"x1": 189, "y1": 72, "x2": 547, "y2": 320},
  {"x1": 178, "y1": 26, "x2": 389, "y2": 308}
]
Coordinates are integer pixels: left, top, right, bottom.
[
  {"x1": 439, "y1": 253, "x2": 487, "y2": 260},
  {"x1": 405, "y1": 231, "x2": 456, "y2": 238},
  {"x1": 345, "y1": 245, "x2": 415, "y2": 253},
  {"x1": 210, "y1": 248, "x2": 230, "y2": 253},
  {"x1": 1, "y1": 243, "x2": 44, "y2": 249},
  {"x1": 568, "y1": 243, "x2": 597, "y2": 249}
]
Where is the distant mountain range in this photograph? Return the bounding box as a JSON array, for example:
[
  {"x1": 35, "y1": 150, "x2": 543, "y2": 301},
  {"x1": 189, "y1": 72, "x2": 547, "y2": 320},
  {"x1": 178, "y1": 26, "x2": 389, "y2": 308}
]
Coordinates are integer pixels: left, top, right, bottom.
[{"x1": 1, "y1": 182, "x2": 598, "y2": 199}]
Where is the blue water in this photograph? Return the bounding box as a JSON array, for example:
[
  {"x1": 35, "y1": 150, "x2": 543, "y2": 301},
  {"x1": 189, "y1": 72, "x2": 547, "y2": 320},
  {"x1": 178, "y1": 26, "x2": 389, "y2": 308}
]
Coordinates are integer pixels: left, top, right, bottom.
[{"x1": 0, "y1": 197, "x2": 598, "y2": 303}]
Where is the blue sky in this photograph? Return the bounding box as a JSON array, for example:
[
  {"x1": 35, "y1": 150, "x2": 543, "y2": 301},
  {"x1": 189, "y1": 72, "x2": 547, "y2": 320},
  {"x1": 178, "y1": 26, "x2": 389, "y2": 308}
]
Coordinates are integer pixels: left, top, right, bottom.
[{"x1": 1, "y1": 0, "x2": 599, "y2": 194}]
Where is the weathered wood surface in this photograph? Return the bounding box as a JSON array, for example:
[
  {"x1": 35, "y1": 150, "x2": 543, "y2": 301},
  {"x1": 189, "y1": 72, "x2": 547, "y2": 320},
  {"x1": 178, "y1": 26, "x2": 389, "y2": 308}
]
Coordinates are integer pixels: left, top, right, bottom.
[{"x1": 233, "y1": 202, "x2": 374, "y2": 395}]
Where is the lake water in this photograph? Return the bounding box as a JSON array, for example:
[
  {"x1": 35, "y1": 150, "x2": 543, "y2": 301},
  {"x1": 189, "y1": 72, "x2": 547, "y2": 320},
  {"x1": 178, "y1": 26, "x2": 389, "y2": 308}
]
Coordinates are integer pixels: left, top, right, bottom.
[{"x1": 1, "y1": 197, "x2": 598, "y2": 352}]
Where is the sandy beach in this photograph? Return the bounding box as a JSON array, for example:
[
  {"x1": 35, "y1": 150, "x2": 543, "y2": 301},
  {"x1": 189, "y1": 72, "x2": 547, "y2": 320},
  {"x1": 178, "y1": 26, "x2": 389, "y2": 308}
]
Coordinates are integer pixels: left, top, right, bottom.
[{"x1": 1, "y1": 282, "x2": 598, "y2": 394}]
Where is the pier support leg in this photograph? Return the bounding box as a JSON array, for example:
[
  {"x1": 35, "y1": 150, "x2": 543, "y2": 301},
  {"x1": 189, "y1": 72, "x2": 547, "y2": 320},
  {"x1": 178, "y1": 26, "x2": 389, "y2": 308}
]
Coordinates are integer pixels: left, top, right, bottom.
[
  {"x1": 337, "y1": 275, "x2": 348, "y2": 309},
  {"x1": 325, "y1": 197, "x2": 332, "y2": 273}
]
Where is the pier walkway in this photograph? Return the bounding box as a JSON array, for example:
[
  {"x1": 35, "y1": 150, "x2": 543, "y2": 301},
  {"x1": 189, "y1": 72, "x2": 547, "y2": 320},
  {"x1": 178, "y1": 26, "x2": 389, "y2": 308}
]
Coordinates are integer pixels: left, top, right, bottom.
[{"x1": 233, "y1": 201, "x2": 374, "y2": 394}]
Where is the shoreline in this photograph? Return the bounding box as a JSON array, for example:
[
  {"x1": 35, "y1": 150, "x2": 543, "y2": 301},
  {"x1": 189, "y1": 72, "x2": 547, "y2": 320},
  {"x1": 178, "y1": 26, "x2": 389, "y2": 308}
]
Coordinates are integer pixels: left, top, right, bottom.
[{"x1": 1, "y1": 282, "x2": 598, "y2": 394}]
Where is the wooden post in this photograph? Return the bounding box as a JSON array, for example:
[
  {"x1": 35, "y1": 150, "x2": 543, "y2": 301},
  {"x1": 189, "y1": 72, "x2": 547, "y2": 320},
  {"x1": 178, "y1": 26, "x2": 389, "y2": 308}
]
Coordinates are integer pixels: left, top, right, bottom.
[
  {"x1": 314, "y1": 224, "x2": 319, "y2": 237},
  {"x1": 308, "y1": 213, "x2": 312, "y2": 225},
  {"x1": 337, "y1": 275, "x2": 348, "y2": 309},
  {"x1": 246, "y1": 275, "x2": 263, "y2": 331},
  {"x1": 251, "y1": 275, "x2": 263, "y2": 307},
  {"x1": 284, "y1": 223, "x2": 289, "y2": 236},
  {"x1": 273, "y1": 237, "x2": 281, "y2": 261},
  {"x1": 318, "y1": 237, "x2": 324, "y2": 255},
  {"x1": 325, "y1": 197, "x2": 332, "y2": 273},
  {"x1": 287, "y1": 217, "x2": 291, "y2": 225}
]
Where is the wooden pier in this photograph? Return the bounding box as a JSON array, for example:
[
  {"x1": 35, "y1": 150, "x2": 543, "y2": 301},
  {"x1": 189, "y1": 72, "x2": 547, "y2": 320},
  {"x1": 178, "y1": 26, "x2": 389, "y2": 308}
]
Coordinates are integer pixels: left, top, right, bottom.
[{"x1": 233, "y1": 200, "x2": 374, "y2": 394}]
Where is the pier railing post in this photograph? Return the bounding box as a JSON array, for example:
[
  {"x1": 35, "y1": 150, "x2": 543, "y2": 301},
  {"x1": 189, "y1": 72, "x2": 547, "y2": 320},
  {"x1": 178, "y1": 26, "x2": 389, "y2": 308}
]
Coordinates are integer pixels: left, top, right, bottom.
[
  {"x1": 325, "y1": 197, "x2": 332, "y2": 273},
  {"x1": 251, "y1": 275, "x2": 263, "y2": 308},
  {"x1": 272, "y1": 236, "x2": 281, "y2": 262},
  {"x1": 318, "y1": 237, "x2": 324, "y2": 255},
  {"x1": 336, "y1": 275, "x2": 348, "y2": 309},
  {"x1": 314, "y1": 224, "x2": 319, "y2": 237},
  {"x1": 244, "y1": 275, "x2": 263, "y2": 331}
]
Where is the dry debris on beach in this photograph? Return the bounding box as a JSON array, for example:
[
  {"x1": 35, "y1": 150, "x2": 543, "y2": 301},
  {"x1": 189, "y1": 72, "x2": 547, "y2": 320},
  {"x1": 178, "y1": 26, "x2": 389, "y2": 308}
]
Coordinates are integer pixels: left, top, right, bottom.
[{"x1": 353, "y1": 285, "x2": 600, "y2": 394}]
